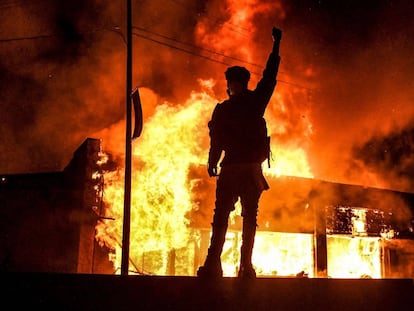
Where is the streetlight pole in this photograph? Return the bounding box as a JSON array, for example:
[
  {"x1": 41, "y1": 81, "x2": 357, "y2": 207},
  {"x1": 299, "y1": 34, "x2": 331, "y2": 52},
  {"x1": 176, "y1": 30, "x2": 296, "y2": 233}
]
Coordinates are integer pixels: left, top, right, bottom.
[{"x1": 121, "y1": 0, "x2": 133, "y2": 275}]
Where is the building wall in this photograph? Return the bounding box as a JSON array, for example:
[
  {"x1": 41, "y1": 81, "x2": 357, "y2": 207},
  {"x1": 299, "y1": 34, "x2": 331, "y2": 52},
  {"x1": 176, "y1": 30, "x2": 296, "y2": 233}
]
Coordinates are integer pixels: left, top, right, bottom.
[{"x1": 0, "y1": 138, "x2": 113, "y2": 274}]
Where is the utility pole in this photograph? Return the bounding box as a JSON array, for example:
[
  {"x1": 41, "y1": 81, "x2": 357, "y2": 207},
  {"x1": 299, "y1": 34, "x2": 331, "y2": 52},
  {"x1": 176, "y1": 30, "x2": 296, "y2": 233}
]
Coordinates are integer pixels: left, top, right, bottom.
[{"x1": 121, "y1": 0, "x2": 133, "y2": 275}]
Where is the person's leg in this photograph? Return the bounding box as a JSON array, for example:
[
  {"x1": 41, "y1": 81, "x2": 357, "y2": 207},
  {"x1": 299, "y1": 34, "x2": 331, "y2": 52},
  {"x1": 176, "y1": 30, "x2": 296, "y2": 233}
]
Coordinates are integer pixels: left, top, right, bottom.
[
  {"x1": 238, "y1": 191, "x2": 261, "y2": 278},
  {"x1": 197, "y1": 207, "x2": 231, "y2": 277},
  {"x1": 198, "y1": 172, "x2": 236, "y2": 278}
]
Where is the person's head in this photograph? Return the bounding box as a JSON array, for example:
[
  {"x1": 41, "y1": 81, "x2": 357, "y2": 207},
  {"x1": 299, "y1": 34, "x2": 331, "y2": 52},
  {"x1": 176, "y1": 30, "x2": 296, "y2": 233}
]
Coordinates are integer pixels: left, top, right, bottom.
[{"x1": 225, "y1": 66, "x2": 250, "y2": 96}]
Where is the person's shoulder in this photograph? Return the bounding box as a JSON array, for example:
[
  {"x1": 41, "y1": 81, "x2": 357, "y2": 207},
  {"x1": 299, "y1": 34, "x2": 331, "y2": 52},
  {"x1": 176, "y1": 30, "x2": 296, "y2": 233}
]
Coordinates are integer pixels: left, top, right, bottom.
[
  {"x1": 219, "y1": 97, "x2": 231, "y2": 104},
  {"x1": 215, "y1": 99, "x2": 231, "y2": 110},
  {"x1": 211, "y1": 101, "x2": 225, "y2": 114},
  {"x1": 213, "y1": 100, "x2": 233, "y2": 117}
]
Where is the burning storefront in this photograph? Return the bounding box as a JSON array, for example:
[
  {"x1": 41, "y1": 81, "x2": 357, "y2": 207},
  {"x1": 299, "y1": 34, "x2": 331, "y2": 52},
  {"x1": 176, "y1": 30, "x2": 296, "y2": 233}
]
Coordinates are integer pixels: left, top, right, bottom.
[
  {"x1": 93, "y1": 135, "x2": 414, "y2": 279},
  {"x1": 2, "y1": 137, "x2": 414, "y2": 279},
  {"x1": 1, "y1": 0, "x2": 414, "y2": 285}
]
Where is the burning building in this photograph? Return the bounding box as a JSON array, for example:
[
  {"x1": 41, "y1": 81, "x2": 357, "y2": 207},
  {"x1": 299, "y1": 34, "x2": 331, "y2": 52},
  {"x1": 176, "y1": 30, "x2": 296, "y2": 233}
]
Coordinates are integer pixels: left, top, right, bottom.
[
  {"x1": 2, "y1": 137, "x2": 414, "y2": 280},
  {"x1": 1, "y1": 0, "x2": 414, "y2": 282},
  {"x1": 1, "y1": 1, "x2": 414, "y2": 308},
  {"x1": 96, "y1": 152, "x2": 414, "y2": 279}
]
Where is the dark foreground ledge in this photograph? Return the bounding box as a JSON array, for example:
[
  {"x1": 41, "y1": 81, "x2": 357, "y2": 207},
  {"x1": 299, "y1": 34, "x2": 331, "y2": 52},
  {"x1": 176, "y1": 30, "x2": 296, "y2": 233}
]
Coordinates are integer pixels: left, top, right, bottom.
[{"x1": 1, "y1": 272, "x2": 413, "y2": 311}]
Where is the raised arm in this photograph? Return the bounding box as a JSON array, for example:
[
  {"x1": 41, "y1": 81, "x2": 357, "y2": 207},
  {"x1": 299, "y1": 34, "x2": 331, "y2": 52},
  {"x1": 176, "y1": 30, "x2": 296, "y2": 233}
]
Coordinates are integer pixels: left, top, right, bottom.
[
  {"x1": 272, "y1": 27, "x2": 282, "y2": 56},
  {"x1": 260, "y1": 27, "x2": 282, "y2": 84},
  {"x1": 255, "y1": 27, "x2": 282, "y2": 114}
]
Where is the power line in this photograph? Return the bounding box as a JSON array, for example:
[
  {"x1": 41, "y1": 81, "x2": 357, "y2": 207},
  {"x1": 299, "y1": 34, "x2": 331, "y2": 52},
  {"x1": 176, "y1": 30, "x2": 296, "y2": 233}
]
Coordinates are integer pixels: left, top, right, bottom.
[
  {"x1": 132, "y1": 31, "x2": 314, "y2": 91},
  {"x1": 133, "y1": 25, "x2": 263, "y2": 68},
  {"x1": 0, "y1": 33, "x2": 58, "y2": 42},
  {"x1": 0, "y1": 27, "x2": 116, "y2": 43},
  {"x1": 0, "y1": 26, "x2": 314, "y2": 91},
  {"x1": 133, "y1": 25, "x2": 306, "y2": 79},
  {"x1": 0, "y1": 0, "x2": 313, "y2": 90},
  {"x1": 132, "y1": 31, "x2": 234, "y2": 67}
]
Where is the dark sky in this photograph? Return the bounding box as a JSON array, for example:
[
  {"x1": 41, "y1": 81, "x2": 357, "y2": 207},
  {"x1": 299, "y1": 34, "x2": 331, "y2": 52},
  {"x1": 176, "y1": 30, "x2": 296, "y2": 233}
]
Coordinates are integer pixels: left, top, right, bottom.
[{"x1": 1, "y1": 0, "x2": 414, "y2": 192}]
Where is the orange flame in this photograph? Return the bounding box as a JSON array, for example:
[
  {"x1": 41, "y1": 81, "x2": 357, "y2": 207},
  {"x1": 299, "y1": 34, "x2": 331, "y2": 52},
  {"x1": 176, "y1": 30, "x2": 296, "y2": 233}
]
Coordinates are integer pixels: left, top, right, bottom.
[
  {"x1": 95, "y1": 78, "x2": 315, "y2": 274},
  {"x1": 94, "y1": 0, "x2": 385, "y2": 278}
]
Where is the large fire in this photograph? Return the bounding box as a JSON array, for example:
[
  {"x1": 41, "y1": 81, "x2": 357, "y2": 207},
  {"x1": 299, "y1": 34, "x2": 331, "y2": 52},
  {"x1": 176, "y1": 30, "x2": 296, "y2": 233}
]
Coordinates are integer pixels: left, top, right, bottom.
[
  {"x1": 94, "y1": 92, "x2": 389, "y2": 278},
  {"x1": 95, "y1": 83, "x2": 318, "y2": 276},
  {"x1": 93, "y1": 0, "x2": 405, "y2": 278}
]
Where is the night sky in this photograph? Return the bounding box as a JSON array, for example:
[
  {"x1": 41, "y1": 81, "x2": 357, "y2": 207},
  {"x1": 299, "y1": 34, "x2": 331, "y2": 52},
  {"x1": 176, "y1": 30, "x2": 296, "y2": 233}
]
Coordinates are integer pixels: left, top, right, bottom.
[{"x1": 1, "y1": 0, "x2": 414, "y2": 192}]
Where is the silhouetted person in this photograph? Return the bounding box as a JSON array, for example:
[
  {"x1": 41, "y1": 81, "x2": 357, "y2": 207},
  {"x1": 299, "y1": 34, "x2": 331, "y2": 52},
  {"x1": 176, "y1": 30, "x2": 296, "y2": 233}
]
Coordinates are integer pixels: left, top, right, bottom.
[{"x1": 197, "y1": 27, "x2": 282, "y2": 279}]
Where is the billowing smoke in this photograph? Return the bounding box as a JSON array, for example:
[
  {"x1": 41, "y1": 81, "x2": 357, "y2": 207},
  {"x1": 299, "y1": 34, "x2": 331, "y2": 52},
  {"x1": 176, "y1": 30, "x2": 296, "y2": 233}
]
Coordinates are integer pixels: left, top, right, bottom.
[
  {"x1": 1, "y1": 0, "x2": 414, "y2": 195},
  {"x1": 352, "y1": 123, "x2": 414, "y2": 192},
  {"x1": 0, "y1": 0, "x2": 124, "y2": 172},
  {"x1": 286, "y1": 0, "x2": 414, "y2": 191}
]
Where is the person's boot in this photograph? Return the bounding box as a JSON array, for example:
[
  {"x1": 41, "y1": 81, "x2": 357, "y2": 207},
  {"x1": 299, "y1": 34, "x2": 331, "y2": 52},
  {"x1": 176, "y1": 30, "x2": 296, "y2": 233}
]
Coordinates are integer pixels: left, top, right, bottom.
[
  {"x1": 238, "y1": 218, "x2": 257, "y2": 279},
  {"x1": 197, "y1": 224, "x2": 227, "y2": 279},
  {"x1": 238, "y1": 263, "x2": 256, "y2": 279}
]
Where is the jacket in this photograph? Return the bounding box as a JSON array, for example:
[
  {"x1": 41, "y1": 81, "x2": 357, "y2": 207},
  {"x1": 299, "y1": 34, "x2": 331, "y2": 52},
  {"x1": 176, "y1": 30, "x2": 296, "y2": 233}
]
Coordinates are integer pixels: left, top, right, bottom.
[{"x1": 208, "y1": 49, "x2": 281, "y2": 168}]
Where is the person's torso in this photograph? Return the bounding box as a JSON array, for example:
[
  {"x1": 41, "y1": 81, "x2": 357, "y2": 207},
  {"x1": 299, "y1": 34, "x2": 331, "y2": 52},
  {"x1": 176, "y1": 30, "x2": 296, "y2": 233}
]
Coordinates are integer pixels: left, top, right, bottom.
[{"x1": 213, "y1": 91, "x2": 268, "y2": 165}]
